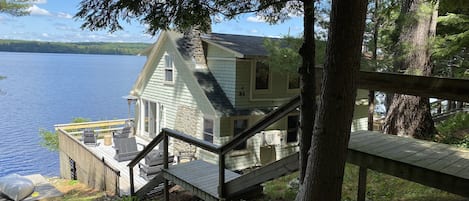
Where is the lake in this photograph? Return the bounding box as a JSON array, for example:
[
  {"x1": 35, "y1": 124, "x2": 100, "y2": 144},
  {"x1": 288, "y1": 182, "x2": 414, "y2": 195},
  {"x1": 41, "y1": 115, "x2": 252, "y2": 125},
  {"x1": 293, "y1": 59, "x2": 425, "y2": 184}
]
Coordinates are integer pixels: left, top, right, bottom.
[{"x1": 0, "y1": 52, "x2": 145, "y2": 177}]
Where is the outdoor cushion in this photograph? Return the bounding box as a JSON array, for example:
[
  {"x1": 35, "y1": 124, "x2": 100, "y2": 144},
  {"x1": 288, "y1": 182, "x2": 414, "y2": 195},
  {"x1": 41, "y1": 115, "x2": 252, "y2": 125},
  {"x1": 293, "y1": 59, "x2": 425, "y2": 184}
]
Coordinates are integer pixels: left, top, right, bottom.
[{"x1": 0, "y1": 174, "x2": 34, "y2": 201}]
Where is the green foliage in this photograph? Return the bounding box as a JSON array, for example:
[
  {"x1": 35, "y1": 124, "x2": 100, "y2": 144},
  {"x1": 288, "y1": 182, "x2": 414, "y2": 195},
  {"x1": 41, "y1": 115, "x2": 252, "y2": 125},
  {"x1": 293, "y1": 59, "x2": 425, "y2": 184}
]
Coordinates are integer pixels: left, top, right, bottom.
[
  {"x1": 76, "y1": 0, "x2": 303, "y2": 35},
  {"x1": 435, "y1": 112, "x2": 469, "y2": 148},
  {"x1": 39, "y1": 128, "x2": 59, "y2": 152},
  {"x1": 39, "y1": 117, "x2": 91, "y2": 152},
  {"x1": 72, "y1": 117, "x2": 91, "y2": 123},
  {"x1": 0, "y1": 75, "x2": 5, "y2": 80},
  {"x1": 0, "y1": 39, "x2": 150, "y2": 55},
  {"x1": 0, "y1": 0, "x2": 30, "y2": 16},
  {"x1": 257, "y1": 164, "x2": 465, "y2": 201},
  {"x1": 263, "y1": 36, "x2": 327, "y2": 73}
]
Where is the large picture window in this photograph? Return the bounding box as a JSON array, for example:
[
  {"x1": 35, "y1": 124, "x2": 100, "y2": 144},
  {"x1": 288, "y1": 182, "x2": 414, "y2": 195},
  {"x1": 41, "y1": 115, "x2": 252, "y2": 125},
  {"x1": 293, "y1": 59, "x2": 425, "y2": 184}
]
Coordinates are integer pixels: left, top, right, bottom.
[
  {"x1": 203, "y1": 118, "x2": 214, "y2": 143},
  {"x1": 255, "y1": 61, "x2": 269, "y2": 90},
  {"x1": 233, "y1": 119, "x2": 248, "y2": 150},
  {"x1": 164, "y1": 54, "x2": 173, "y2": 82},
  {"x1": 287, "y1": 115, "x2": 299, "y2": 143}
]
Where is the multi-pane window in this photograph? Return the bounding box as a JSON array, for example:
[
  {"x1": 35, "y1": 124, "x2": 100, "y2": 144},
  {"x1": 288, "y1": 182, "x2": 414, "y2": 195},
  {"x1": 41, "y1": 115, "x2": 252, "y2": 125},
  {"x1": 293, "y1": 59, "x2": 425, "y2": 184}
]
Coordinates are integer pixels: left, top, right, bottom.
[
  {"x1": 255, "y1": 61, "x2": 269, "y2": 90},
  {"x1": 203, "y1": 118, "x2": 214, "y2": 143},
  {"x1": 233, "y1": 119, "x2": 248, "y2": 150},
  {"x1": 287, "y1": 115, "x2": 299, "y2": 143},
  {"x1": 288, "y1": 73, "x2": 300, "y2": 89},
  {"x1": 164, "y1": 55, "x2": 173, "y2": 82}
]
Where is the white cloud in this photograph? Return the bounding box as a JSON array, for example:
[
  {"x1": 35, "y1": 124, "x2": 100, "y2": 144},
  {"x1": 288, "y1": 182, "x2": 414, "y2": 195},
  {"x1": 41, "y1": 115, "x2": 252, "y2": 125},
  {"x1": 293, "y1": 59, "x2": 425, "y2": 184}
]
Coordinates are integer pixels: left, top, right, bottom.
[
  {"x1": 57, "y1": 12, "x2": 73, "y2": 19},
  {"x1": 250, "y1": 29, "x2": 258, "y2": 33},
  {"x1": 27, "y1": 5, "x2": 51, "y2": 16},
  {"x1": 246, "y1": 16, "x2": 266, "y2": 23},
  {"x1": 41, "y1": 33, "x2": 49, "y2": 37},
  {"x1": 30, "y1": 0, "x2": 47, "y2": 3}
]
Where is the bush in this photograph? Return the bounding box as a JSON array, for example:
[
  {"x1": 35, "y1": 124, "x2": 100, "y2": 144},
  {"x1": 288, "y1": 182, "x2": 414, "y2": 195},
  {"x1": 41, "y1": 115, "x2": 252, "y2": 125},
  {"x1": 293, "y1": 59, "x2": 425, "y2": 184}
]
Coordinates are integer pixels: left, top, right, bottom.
[
  {"x1": 435, "y1": 112, "x2": 469, "y2": 148},
  {"x1": 39, "y1": 117, "x2": 91, "y2": 152}
]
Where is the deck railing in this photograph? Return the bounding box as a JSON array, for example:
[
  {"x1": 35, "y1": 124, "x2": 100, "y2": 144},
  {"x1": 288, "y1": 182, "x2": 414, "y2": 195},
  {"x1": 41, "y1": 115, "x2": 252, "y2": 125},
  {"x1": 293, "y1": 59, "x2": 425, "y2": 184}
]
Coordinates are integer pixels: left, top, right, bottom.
[
  {"x1": 55, "y1": 119, "x2": 131, "y2": 195},
  {"x1": 128, "y1": 71, "x2": 469, "y2": 200}
]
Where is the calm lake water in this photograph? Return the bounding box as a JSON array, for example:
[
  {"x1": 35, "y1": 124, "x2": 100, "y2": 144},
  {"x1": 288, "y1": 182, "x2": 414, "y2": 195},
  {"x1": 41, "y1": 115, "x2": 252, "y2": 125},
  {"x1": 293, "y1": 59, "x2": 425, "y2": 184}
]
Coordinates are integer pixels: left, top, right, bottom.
[{"x1": 0, "y1": 52, "x2": 145, "y2": 177}]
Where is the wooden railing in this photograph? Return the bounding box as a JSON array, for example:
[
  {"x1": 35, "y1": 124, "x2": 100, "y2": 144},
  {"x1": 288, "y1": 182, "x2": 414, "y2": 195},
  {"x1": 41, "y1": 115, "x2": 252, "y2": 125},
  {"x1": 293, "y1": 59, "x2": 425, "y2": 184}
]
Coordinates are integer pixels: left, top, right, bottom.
[
  {"x1": 128, "y1": 71, "x2": 469, "y2": 200},
  {"x1": 55, "y1": 119, "x2": 129, "y2": 195}
]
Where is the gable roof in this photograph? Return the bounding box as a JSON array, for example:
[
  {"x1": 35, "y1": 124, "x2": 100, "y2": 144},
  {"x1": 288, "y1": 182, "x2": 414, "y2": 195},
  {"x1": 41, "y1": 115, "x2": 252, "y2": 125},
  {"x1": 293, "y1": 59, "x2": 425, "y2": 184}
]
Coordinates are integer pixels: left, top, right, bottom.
[
  {"x1": 201, "y1": 33, "x2": 279, "y2": 58},
  {"x1": 132, "y1": 30, "x2": 282, "y2": 117}
]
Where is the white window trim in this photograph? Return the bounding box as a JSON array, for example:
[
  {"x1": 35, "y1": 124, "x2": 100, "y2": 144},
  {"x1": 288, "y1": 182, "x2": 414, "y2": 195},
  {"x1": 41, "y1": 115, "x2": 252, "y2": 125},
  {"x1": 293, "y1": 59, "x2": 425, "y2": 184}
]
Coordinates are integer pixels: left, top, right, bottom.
[
  {"x1": 203, "y1": 118, "x2": 215, "y2": 144},
  {"x1": 163, "y1": 54, "x2": 174, "y2": 84}
]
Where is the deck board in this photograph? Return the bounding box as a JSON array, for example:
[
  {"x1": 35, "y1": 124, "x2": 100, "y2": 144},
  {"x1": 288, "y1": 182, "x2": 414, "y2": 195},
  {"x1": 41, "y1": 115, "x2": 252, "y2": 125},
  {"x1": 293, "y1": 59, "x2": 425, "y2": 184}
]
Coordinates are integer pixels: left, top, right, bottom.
[{"x1": 163, "y1": 160, "x2": 240, "y2": 199}]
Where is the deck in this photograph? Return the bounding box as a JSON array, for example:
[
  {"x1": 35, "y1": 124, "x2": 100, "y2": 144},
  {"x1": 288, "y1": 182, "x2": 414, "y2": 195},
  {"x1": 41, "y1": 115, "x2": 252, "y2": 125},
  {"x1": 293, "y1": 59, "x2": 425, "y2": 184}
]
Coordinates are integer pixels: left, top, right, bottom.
[
  {"x1": 162, "y1": 160, "x2": 241, "y2": 201},
  {"x1": 86, "y1": 137, "x2": 151, "y2": 195}
]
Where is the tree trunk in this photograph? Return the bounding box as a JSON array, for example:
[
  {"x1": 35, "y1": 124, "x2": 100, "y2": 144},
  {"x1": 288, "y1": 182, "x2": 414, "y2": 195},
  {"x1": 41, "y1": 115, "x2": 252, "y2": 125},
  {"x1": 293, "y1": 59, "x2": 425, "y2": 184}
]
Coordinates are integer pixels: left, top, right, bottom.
[
  {"x1": 296, "y1": 0, "x2": 368, "y2": 200},
  {"x1": 383, "y1": 0, "x2": 438, "y2": 139},
  {"x1": 298, "y1": 0, "x2": 316, "y2": 183}
]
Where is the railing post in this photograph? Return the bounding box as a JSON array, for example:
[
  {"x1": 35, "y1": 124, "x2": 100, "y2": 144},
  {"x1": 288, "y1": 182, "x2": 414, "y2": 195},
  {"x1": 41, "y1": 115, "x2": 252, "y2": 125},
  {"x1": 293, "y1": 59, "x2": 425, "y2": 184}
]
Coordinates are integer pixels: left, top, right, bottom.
[
  {"x1": 368, "y1": 90, "x2": 375, "y2": 131},
  {"x1": 129, "y1": 167, "x2": 134, "y2": 195},
  {"x1": 218, "y1": 154, "x2": 225, "y2": 199},
  {"x1": 163, "y1": 132, "x2": 169, "y2": 201},
  {"x1": 357, "y1": 166, "x2": 367, "y2": 201}
]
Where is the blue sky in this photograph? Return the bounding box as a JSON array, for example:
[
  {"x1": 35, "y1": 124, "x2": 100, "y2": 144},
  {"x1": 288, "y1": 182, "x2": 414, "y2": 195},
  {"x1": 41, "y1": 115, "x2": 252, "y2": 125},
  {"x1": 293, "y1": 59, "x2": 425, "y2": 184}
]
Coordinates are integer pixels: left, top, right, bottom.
[{"x1": 0, "y1": 0, "x2": 304, "y2": 43}]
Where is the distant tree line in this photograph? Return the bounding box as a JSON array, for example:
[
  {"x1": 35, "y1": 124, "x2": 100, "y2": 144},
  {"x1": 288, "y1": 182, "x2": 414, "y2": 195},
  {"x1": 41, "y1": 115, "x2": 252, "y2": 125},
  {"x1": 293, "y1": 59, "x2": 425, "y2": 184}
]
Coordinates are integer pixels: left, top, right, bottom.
[{"x1": 0, "y1": 39, "x2": 151, "y2": 55}]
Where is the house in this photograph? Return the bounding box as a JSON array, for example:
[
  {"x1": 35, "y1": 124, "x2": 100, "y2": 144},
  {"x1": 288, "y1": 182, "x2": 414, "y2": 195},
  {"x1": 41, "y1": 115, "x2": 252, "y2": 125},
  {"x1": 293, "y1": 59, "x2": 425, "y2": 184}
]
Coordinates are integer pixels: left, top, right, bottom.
[{"x1": 129, "y1": 30, "x2": 369, "y2": 171}]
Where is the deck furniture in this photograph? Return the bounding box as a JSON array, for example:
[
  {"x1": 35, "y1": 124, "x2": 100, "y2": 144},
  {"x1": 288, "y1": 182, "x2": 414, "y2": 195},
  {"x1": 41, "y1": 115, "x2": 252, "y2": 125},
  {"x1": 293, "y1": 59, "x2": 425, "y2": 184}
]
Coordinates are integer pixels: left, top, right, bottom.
[
  {"x1": 82, "y1": 129, "x2": 98, "y2": 146},
  {"x1": 113, "y1": 126, "x2": 131, "y2": 139},
  {"x1": 139, "y1": 149, "x2": 174, "y2": 181},
  {"x1": 114, "y1": 137, "x2": 140, "y2": 162}
]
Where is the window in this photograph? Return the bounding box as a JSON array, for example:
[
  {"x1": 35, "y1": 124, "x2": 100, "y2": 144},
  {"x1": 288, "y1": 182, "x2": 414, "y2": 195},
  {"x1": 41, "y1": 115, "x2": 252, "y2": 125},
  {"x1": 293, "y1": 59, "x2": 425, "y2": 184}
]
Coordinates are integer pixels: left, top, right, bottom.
[
  {"x1": 287, "y1": 115, "x2": 299, "y2": 143},
  {"x1": 288, "y1": 73, "x2": 300, "y2": 89},
  {"x1": 144, "y1": 101, "x2": 149, "y2": 133},
  {"x1": 255, "y1": 61, "x2": 269, "y2": 90},
  {"x1": 164, "y1": 55, "x2": 173, "y2": 82},
  {"x1": 203, "y1": 119, "x2": 214, "y2": 143},
  {"x1": 69, "y1": 157, "x2": 77, "y2": 180},
  {"x1": 233, "y1": 119, "x2": 248, "y2": 150}
]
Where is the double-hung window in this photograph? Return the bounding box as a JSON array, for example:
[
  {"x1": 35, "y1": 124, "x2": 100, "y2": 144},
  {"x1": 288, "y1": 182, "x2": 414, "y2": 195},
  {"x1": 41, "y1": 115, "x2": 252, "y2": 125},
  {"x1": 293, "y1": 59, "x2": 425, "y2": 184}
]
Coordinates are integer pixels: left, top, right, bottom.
[
  {"x1": 255, "y1": 61, "x2": 270, "y2": 90},
  {"x1": 233, "y1": 119, "x2": 248, "y2": 150},
  {"x1": 164, "y1": 54, "x2": 173, "y2": 82},
  {"x1": 203, "y1": 118, "x2": 214, "y2": 143},
  {"x1": 286, "y1": 115, "x2": 299, "y2": 143}
]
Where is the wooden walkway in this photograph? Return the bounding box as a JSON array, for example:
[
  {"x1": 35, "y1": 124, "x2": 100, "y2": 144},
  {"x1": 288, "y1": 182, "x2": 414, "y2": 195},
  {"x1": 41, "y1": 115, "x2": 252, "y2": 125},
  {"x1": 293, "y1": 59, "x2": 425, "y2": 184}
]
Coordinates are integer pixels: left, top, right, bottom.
[
  {"x1": 157, "y1": 130, "x2": 469, "y2": 200},
  {"x1": 348, "y1": 130, "x2": 469, "y2": 197}
]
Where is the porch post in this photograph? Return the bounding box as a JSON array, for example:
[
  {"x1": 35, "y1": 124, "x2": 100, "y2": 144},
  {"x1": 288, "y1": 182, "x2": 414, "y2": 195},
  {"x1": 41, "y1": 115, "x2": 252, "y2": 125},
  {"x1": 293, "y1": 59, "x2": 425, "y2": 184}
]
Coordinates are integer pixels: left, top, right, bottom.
[{"x1": 163, "y1": 131, "x2": 169, "y2": 201}]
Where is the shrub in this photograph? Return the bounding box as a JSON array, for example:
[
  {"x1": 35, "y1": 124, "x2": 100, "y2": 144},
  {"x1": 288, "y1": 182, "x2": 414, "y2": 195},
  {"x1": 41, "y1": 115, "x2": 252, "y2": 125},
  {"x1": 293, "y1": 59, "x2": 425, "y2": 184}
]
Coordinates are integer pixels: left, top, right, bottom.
[{"x1": 435, "y1": 112, "x2": 469, "y2": 148}]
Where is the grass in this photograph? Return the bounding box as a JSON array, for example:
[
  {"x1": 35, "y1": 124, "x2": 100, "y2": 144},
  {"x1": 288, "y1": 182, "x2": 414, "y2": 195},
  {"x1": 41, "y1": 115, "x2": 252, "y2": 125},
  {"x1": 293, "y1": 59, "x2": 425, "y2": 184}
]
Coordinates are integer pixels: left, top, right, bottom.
[{"x1": 257, "y1": 163, "x2": 468, "y2": 201}]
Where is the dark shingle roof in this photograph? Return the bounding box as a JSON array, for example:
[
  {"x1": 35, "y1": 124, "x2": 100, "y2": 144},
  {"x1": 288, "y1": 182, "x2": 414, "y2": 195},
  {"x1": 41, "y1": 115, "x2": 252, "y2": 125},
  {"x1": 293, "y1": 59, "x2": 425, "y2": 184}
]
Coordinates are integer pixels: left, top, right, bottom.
[
  {"x1": 192, "y1": 69, "x2": 236, "y2": 115},
  {"x1": 202, "y1": 33, "x2": 280, "y2": 57}
]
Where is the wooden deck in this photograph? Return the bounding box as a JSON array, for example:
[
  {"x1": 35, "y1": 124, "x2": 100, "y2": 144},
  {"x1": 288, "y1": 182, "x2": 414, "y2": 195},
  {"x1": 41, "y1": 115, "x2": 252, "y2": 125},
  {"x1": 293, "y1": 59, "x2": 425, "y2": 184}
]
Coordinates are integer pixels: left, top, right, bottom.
[
  {"x1": 86, "y1": 137, "x2": 151, "y2": 195},
  {"x1": 162, "y1": 160, "x2": 241, "y2": 201}
]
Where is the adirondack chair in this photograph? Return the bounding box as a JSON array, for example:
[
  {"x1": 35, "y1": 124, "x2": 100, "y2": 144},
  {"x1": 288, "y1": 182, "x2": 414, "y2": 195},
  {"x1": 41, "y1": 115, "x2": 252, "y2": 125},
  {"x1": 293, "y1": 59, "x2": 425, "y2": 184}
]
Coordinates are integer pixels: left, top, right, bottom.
[
  {"x1": 82, "y1": 129, "x2": 98, "y2": 146},
  {"x1": 113, "y1": 137, "x2": 140, "y2": 162},
  {"x1": 139, "y1": 148, "x2": 174, "y2": 181},
  {"x1": 112, "y1": 126, "x2": 131, "y2": 139}
]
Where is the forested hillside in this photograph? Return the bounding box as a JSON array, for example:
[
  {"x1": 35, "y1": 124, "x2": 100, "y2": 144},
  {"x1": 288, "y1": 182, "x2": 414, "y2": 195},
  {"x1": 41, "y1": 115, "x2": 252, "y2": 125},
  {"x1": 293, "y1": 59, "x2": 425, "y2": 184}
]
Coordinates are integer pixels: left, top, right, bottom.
[{"x1": 0, "y1": 40, "x2": 151, "y2": 55}]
